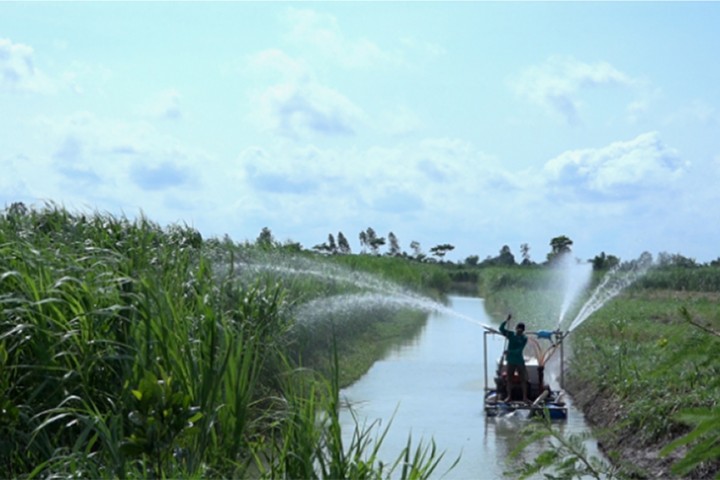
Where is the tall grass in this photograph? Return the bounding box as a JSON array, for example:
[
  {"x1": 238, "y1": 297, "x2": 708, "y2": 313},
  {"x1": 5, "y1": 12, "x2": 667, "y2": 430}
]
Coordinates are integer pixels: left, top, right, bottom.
[{"x1": 0, "y1": 204, "x2": 447, "y2": 478}]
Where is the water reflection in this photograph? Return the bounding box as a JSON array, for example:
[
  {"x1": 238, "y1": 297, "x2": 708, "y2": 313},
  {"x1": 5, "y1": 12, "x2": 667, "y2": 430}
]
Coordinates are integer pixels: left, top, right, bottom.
[{"x1": 339, "y1": 296, "x2": 600, "y2": 479}]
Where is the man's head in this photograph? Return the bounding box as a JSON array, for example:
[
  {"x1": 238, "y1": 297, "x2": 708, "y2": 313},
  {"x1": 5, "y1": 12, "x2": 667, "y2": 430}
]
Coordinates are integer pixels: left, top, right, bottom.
[{"x1": 516, "y1": 322, "x2": 525, "y2": 334}]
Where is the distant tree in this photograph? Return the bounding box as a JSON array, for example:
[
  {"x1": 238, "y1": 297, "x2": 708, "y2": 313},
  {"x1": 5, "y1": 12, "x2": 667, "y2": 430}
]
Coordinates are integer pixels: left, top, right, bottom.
[
  {"x1": 364, "y1": 227, "x2": 385, "y2": 255},
  {"x1": 480, "y1": 245, "x2": 516, "y2": 266},
  {"x1": 387, "y1": 232, "x2": 401, "y2": 256},
  {"x1": 327, "y1": 233, "x2": 337, "y2": 254},
  {"x1": 591, "y1": 251, "x2": 620, "y2": 271},
  {"x1": 410, "y1": 241, "x2": 426, "y2": 262},
  {"x1": 359, "y1": 230, "x2": 368, "y2": 253},
  {"x1": 497, "y1": 245, "x2": 516, "y2": 266},
  {"x1": 312, "y1": 233, "x2": 340, "y2": 255},
  {"x1": 465, "y1": 255, "x2": 480, "y2": 266},
  {"x1": 547, "y1": 235, "x2": 573, "y2": 263},
  {"x1": 673, "y1": 254, "x2": 697, "y2": 268},
  {"x1": 312, "y1": 242, "x2": 329, "y2": 254},
  {"x1": 282, "y1": 240, "x2": 303, "y2": 253},
  {"x1": 657, "y1": 252, "x2": 697, "y2": 268},
  {"x1": 256, "y1": 227, "x2": 276, "y2": 250},
  {"x1": 369, "y1": 236, "x2": 386, "y2": 255},
  {"x1": 337, "y1": 231, "x2": 351, "y2": 254},
  {"x1": 520, "y1": 243, "x2": 533, "y2": 266},
  {"x1": 638, "y1": 251, "x2": 653, "y2": 267},
  {"x1": 430, "y1": 243, "x2": 454, "y2": 260}
]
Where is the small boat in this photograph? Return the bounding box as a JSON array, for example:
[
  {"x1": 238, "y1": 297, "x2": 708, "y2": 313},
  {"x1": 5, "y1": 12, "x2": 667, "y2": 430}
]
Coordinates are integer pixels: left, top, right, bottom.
[{"x1": 482, "y1": 328, "x2": 568, "y2": 420}]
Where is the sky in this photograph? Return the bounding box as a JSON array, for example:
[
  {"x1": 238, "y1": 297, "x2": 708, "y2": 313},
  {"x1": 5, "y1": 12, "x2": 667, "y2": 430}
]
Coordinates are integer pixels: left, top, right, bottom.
[{"x1": 2, "y1": 2, "x2": 719, "y2": 264}]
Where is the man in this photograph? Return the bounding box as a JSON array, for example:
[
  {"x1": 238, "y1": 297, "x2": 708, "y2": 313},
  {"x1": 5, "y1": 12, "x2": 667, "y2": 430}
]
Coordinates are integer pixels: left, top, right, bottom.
[{"x1": 499, "y1": 314, "x2": 529, "y2": 403}]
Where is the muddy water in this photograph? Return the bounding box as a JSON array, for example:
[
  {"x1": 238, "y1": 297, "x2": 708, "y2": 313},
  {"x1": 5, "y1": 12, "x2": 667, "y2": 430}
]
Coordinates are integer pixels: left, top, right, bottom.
[{"x1": 339, "y1": 295, "x2": 601, "y2": 479}]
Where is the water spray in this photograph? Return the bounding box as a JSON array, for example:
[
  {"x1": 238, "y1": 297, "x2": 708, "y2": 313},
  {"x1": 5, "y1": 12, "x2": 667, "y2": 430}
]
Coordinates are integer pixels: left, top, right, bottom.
[
  {"x1": 554, "y1": 253, "x2": 594, "y2": 330},
  {"x1": 565, "y1": 258, "x2": 652, "y2": 335},
  {"x1": 235, "y1": 254, "x2": 502, "y2": 333}
]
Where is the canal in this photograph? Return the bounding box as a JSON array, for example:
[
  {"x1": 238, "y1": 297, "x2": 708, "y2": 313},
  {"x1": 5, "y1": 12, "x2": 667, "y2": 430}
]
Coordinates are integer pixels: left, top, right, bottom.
[{"x1": 339, "y1": 295, "x2": 602, "y2": 478}]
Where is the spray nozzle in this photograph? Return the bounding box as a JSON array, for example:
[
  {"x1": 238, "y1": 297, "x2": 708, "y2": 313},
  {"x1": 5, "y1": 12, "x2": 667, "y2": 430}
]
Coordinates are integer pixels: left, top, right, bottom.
[{"x1": 536, "y1": 330, "x2": 554, "y2": 341}]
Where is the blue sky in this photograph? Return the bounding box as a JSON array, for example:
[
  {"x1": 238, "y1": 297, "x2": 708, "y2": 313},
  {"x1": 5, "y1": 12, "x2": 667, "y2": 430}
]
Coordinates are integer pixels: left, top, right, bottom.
[{"x1": 2, "y1": 2, "x2": 719, "y2": 263}]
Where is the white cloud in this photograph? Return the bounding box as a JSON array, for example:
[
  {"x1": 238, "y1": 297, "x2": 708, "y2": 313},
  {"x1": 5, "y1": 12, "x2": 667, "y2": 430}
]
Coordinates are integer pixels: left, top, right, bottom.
[
  {"x1": 28, "y1": 112, "x2": 206, "y2": 208},
  {"x1": 0, "y1": 154, "x2": 32, "y2": 204},
  {"x1": 0, "y1": 38, "x2": 54, "y2": 93},
  {"x1": 543, "y1": 132, "x2": 687, "y2": 200},
  {"x1": 232, "y1": 137, "x2": 504, "y2": 231},
  {"x1": 252, "y1": 80, "x2": 364, "y2": 138},
  {"x1": 282, "y1": 8, "x2": 399, "y2": 69},
  {"x1": 513, "y1": 55, "x2": 638, "y2": 125}
]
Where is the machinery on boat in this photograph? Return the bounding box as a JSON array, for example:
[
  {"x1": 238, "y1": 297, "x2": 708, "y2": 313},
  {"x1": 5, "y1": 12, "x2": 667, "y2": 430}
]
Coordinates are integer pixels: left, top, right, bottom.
[{"x1": 483, "y1": 327, "x2": 568, "y2": 420}]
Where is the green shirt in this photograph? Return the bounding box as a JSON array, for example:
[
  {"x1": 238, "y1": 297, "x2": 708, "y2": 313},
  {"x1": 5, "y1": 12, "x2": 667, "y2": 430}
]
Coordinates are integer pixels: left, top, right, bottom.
[{"x1": 499, "y1": 321, "x2": 527, "y2": 365}]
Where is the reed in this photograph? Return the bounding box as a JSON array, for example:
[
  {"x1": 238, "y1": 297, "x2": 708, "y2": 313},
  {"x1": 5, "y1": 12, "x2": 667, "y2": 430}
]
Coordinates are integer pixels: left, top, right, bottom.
[{"x1": 0, "y1": 204, "x2": 446, "y2": 478}]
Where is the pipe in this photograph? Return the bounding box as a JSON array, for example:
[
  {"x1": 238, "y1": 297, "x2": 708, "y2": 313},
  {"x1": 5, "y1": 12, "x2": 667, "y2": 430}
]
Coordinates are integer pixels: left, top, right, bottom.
[
  {"x1": 559, "y1": 331, "x2": 565, "y2": 389},
  {"x1": 531, "y1": 389, "x2": 550, "y2": 407},
  {"x1": 483, "y1": 331, "x2": 488, "y2": 392}
]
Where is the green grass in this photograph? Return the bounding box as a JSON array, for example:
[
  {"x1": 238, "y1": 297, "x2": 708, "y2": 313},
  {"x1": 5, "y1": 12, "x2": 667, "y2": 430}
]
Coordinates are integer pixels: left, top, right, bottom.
[{"x1": 567, "y1": 291, "x2": 720, "y2": 445}]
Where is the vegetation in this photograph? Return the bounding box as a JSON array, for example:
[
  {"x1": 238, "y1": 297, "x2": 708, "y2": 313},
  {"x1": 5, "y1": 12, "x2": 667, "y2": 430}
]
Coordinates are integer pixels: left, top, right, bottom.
[
  {"x1": 475, "y1": 263, "x2": 720, "y2": 479},
  {"x1": 0, "y1": 204, "x2": 448, "y2": 478},
  {"x1": 510, "y1": 416, "x2": 621, "y2": 479},
  {"x1": 3, "y1": 203, "x2": 719, "y2": 478}
]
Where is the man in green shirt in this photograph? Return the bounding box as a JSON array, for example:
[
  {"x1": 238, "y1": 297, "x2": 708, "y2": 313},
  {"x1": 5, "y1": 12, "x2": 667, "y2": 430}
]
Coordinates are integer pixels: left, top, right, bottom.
[{"x1": 499, "y1": 314, "x2": 529, "y2": 403}]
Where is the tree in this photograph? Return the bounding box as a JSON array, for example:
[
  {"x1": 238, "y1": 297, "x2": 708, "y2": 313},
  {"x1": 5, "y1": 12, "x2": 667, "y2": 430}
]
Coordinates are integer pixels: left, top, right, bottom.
[
  {"x1": 369, "y1": 236, "x2": 386, "y2": 255},
  {"x1": 358, "y1": 230, "x2": 368, "y2": 253},
  {"x1": 312, "y1": 242, "x2": 330, "y2": 254},
  {"x1": 591, "y1": 251, "x2": 620, "y2": 271},
  {"x1": 430, "y1": 243, "x2": 454, "y2": 260},
  {"x1": 387, "y1": 232, "x2": 401, "y2": 256},
  {"x1": 547, "y1": 235, "x2": 573, "y2": 263},
  {"x1": 327, "y1": 233, "x2": 337, "y2": 254},
  {"x1": 497, "y1": 245, "x2": 516, "y2": 266},
  {"x1": 256, "y1": 227, "x2": 276, "y2": 250},
  {"x1": 520, "y1": 243, "x2": 533, "y2": 266},
  {"x1": 657, "y1": 252, "x2": 697, "y2": 268},
  {"x1": 364, "y1": 227, "x2": 385, "y2": 255},
  {"x1": 479, "y1": 245, "x2": 516, "y2": 267},
  {"x1": 337, "y1": 231, "x2": 351, "y2": 254},
  {"x1": 410, "y1": 241, "x2": 426, "y2": 262},
  {"x1": 281, "y1": 240, "x2": 303, "y2": 253},
  {"x1": 465, "y1": 255, "x2": 480, "y2": 266}
]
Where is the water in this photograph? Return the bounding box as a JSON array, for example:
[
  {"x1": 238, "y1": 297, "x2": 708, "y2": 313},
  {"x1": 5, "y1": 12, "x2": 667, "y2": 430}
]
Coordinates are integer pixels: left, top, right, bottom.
[
  {"x1": 564, "y1": 258, "x2": 653, "y2": 334},
  {"x1": 238, "y1": 253, "x2": 499, "y2": 332},
  {"x1": 232, "y1": 254, "x2": 630, "y2": 476},
  {"x1": 554, "y1": 253, "x2": 593, "y2": 329},
  {"x1": 293, "y1": 291, "x2": 498, "y2": 333},
  {"x1": 238, "y1": 251, "x2": 651, "y2": 342},
  {"x1": 239, "y1": 254, "x2": 413, "y2": 296},
  {"x1": 339, "y1": 296, "x2": 603, "y2": 479},
  {"x1": 233, "y1": 252, "x2": 653, "y2": 477}
]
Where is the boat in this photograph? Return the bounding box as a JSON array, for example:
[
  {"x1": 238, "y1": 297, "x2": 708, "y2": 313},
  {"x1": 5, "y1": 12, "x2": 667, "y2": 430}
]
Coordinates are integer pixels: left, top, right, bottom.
[{"x1": 483, "y1": 328, "x2": 568, "y2": 420}]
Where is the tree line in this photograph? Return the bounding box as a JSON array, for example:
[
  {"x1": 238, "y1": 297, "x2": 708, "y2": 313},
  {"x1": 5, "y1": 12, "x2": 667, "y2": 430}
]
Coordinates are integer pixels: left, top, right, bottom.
[{"x1": 256, "y1": 226, "x2": 718, "y2": 271}]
